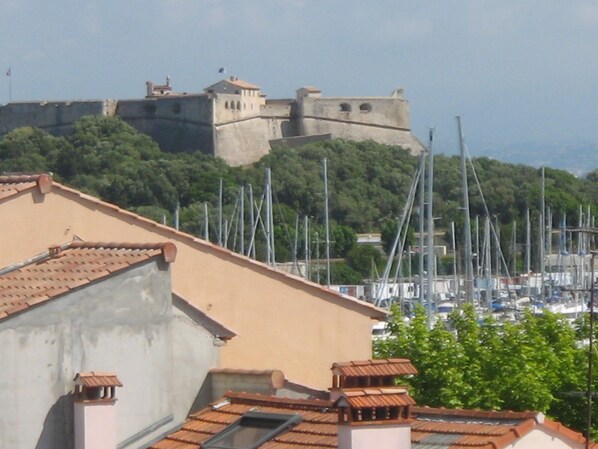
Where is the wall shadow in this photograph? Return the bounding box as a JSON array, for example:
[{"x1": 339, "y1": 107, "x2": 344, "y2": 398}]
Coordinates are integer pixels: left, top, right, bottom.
[{"x1": 35, "y1": 393, "x2": 74, "y2": 449}]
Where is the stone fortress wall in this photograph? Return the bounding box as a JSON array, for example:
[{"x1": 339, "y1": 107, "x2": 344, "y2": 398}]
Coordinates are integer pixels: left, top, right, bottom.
[{"x1": 0, "y1": 77, "x2": 424, "y2": 166}]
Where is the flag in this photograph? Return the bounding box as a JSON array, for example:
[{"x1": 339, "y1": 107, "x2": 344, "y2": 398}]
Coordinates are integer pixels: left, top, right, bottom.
[
  {"x1": 6, "y1": 68, "x2": 10, "y2": 77},
  {"x1": 218, "y1": 67, "x2": 226, "y2": 74}
]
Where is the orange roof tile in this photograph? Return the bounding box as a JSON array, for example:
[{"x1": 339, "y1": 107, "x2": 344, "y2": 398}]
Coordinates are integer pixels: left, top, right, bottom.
[
  {"x1": 0, "y1": 174, "x2": 386, "y2": 320},
  {"x1": 0, "y1": 241, "x2": 176, "y2": 321},
  {"x1": 331, "y1": 359, "x2": 417, "y2": 377},
  {"x1": 151, "y1": 394, "x2": 597, "y2": 449},
  {"x1": 150, "y1": 392, "x2": 337, "y2": 449},
  {"x1": 74, "y1": 372, "x2": 123, "y2": 387},
  {"x1": 0, "y1": 173, "x2": 52, "y2": 199},
  {"x1": 339, "y1": 388, "x2": 415, "y2": 408},
  {"x1": 228, "y1": 79, "x2": 261, "y2": 90}
]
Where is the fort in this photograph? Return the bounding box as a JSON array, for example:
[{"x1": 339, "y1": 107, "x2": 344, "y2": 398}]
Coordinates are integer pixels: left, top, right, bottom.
[{"x1": 0, "y1": 77, "x2": 424, "y2": 166}]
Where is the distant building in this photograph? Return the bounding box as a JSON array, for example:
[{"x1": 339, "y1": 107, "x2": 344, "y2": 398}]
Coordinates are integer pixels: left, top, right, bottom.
[{"x1": 0, "y1": 77, "x2": 424, "y2": 166}]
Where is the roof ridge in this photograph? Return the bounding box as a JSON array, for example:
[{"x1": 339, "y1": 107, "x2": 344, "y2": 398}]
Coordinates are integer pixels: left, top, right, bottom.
[
  {"x1": 412, "y1": 406, "x2": 539, "y2": 420},
  {"x1": 226, "y1": 391, "x2": 333, "y2": 411}
]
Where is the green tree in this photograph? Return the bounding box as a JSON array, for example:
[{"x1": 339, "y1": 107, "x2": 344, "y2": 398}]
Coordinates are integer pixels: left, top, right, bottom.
[{"x1": 346, "y1": 244, "x2": 384, "y2": 279}]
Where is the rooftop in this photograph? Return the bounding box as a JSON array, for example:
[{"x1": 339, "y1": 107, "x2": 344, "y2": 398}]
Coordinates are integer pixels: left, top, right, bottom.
[
  {"x1": 331, "y1": 358, "x2": 418, "y2": 377},
  {"x1": 150, "y1": 391, "x2": 591, "y2": 449},
  {"x1": 0, "y1": 240, "x2": 176, "y2": 321}
]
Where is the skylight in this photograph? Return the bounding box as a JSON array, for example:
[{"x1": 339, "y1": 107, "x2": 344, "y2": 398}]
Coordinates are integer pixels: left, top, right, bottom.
[{"x1": 202, "y1": 411, "x2": 302, "y2": 449}]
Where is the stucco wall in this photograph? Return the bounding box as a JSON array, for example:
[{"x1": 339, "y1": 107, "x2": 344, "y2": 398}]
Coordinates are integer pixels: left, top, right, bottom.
[
  {"x1": 298, "y1": 96, "x2": 410, "y2": 130},
  {"x1": 511, "y1": 428, "x2": 587, "y2": 449},
  {"x1": 0, "y1": 101, "x2": 107, "y2": 137},
  {"x1": 171, "y1": 305, "x2": 221, "y2": 422},
  {"x1": 338, "y1": 423, "x2": 410, "y2": 449},
  {"x1": 213, "y1": 94, "x2": 262, "y2": 123},
  {"x1": 0, "y1": 187, "x2": 382, "y2": 389},
  {"x1": 0, "y1": 262, "x2": 174, "y2": 449}
]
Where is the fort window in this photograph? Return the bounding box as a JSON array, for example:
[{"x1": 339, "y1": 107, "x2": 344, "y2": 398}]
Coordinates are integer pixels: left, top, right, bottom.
[
  {"x1": 236, "y1": 101, "x2": 241, "y2": 110},
  {"x1": 339, "y1": 103, "x2": 352, "y2": 112},
  {"x1": 144, "y1": 104, "x2": 157, "y2": 114},
  {"x1": 243, "y1": 103, "x2": 246, "y2": 109},
  {"x1": 172, "y1": 103, "x2": 181, "y2": 114},
  {"x1": 225, "y1": 101, "x2": 229, "y2": 109},
  {"x1": 359, "y1": 103, "x2": 372, "y2": 112},
  {"x1": 231, "y1": 101, "x2": 235, "y2": 110}
]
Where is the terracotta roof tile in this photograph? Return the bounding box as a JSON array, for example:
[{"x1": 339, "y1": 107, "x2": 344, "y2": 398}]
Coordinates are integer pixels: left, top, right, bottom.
[
  {"x1": 332, "y1": 359, "x2": 417, "y2": 377},
  {"x1": 152, "y1": 393, "x2": 596, "y2": 449},
  {"x1": 339, "y1": 388, "x2": 415, "y2": 408},
  {"x1": 150, "y1": 392, "x2": 337, "y2": 449},
  {"x1": 0, "y1": 241, "x2": 176, "y2": 321},
  {"x1": 228, "y1": 79, "x2": 261, "y2": 90},
  {"x1": 0, "y1": 173, "x2": 52, "y2": 198},
  {"x1": 74, "y1": 372, "x2": 123, "y2": 387}
]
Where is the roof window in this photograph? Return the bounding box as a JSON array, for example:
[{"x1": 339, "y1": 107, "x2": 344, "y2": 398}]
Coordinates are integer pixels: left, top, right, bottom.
[{"x1": 202, "y1": 411, "x2": 302, "y2": 449}]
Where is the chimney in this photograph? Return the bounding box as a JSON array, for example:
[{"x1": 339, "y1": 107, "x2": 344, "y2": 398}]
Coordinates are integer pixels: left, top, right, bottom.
[
  {"x1": 73, "y1": 372, "x2": 123, "y2": 449},
  {"x1": 331, "y1": 359, "x2": 417, "y2": 449}
]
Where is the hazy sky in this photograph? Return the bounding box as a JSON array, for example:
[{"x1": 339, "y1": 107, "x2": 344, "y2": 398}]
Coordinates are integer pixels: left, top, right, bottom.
[{"x1": 1, "y1": 1, "x2": 596, "y2": 158}]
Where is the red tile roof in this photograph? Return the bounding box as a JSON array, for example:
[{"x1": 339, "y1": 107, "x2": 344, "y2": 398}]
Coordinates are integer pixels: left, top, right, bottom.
[
  {"x1": 74, "y1": 372, "x2": 123, "y2": 387},
  {"x1": 0, "y1": 241, "x2": 176, "y2": 321},
  {"x1": 0, "y1": 173, "x2": 52, "y2": 199},
  {"x1": 151, "y1": 394, "x2": 596, "y2": 449},
  {"x1": 0, "y1": 173, "x2": 385, "y2": 320},
  {"x1": 411, "y1": 406, "x2": 596, "y2": 449},
  {"x1": 340, "y1": 388, "x2": 415, "y2": 408},
  {"x1": 150, "y1": 392, "x2": 337, "y2": 449},
  {"x1": 228, "y1": 79, "x2": 261, "y2": 90},
  {"x1": 331, "y1": 359, "x2": 417, "y2": 377}
]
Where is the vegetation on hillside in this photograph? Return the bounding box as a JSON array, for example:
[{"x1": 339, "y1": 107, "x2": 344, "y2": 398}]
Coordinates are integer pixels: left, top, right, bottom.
[{"x1": 2, "y1": 115, "x2": 598, "y2": 282}]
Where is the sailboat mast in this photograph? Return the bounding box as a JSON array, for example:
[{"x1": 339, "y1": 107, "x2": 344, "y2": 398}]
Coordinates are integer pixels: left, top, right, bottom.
[
  {"x1": 323, "y1": 158, "x2": 331, "y2": 287},
  {"x1": 540, "y1": 167, "x2": 545, "y2": 300},
  {"x1": 426, "y1": 129, "x2": 435, "y2": 327},
  {"x1": 218, "y1": 178, "x2": 223, "y2": 247},
  {"x1": 526, "y1": 208, "x2": 531, "y2": 296},
  {"x1": 239, "y1": 186, "x2": 245, "y2": 254},
  {"x1": 304, "y1": 215, "x2": 310, "y2": 280},
  {"x1": 457, "y1": 116, "x2": 474, "y2": 303},
  {"x1": 418, "y1": 150, "x2": 426, "y2": 306},
  {"x1": 204, "y1": 202, "x2": 209, "y2": 241}
]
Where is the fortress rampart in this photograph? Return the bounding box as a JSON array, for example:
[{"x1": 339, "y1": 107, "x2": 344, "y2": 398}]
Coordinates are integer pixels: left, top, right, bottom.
[{"x1": 0, "y1": 78, "x2": 424, "y2": 166}]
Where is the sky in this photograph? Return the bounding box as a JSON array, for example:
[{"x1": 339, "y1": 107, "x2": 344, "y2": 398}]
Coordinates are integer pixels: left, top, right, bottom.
[{"x1": 1, "y1": 0, "x2": 597, "y2": 162}]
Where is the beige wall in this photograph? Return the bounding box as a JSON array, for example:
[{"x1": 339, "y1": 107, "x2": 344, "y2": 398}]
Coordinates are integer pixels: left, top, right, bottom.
[
  {"x1": 512, "y1": 428, "x2": 588, "y2": 449},
  {"x1": 0, "y1": 186, "x2": 384, "y2": 388}
]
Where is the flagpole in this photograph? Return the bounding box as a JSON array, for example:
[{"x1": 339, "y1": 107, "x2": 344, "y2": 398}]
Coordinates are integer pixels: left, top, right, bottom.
[{"x1": 6, "y1": 68, "x2": 12, "y2": 103}]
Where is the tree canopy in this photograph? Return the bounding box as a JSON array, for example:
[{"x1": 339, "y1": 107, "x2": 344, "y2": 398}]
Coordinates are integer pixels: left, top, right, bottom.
[{"x1": 375, "y1": 305, "x2": 594, "y2": 437}]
